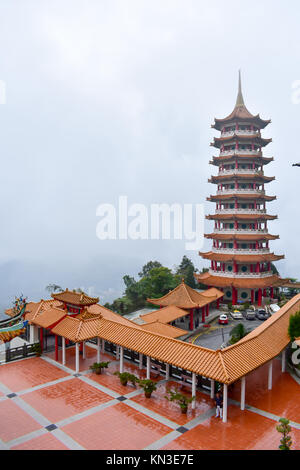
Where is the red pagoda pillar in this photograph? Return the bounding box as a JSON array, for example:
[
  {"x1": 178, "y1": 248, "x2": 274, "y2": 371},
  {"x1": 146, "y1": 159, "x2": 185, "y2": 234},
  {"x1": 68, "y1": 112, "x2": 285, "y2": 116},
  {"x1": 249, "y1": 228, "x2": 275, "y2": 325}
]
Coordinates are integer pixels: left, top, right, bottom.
[
  {"x1": 55, "y1": 335, "x2": 58, "y2": 361},
  {"x1": 189, "y1": 308, "x2": 194, "y2": 331},
  {"x1": 202, "y1": 307, "x2": 205, "y2": 323},
  {"x1": 258, "y1": 289, "x2": 262, "y2": 306}
]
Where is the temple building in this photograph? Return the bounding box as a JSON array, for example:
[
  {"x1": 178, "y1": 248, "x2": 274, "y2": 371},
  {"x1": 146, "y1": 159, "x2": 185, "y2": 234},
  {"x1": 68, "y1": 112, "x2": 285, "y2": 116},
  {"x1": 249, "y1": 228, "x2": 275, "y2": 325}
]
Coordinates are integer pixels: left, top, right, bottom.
[{"x1": 196, "y1": 72, "x2": 285, "y2": 306}]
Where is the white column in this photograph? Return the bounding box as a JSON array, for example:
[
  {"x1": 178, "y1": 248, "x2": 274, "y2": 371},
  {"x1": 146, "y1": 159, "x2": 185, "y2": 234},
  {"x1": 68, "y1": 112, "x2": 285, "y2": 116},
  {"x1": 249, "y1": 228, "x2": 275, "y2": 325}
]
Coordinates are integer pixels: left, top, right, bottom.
[
  {"x1": 146, "y1": 356, "x2": 150, "y2": 379},
  {"x1": 210, "y1": 379, "x2": 215, "y2": 399},
  {"x1": 97, "y1": 338, "x2": 101, "y2": 363},
  {"x1": 75, "y1": 342, "x2": 80, "y2": 374},
  {"x1": 116, "y1": 345, "x2": 119, "y2": 360},
  {"x1": 192, "y1": 372, "x2": 196, "y2": 410},
  {"x1": 62, "y1": 337, "x2": 66, "y2": 365},
  {"x1": 120, "y1": 346, "x2": 124, "y2": 373},
  {"x1": 165, "y1": 363, "x2": 170, "y2": 381},
  {"x1": 281, "y1": 349, "x2": 286, "y2": 373},
  {"x1": 101, "y1": 339, "x2": 105, "y2": 352},
  {"x1": 241, "y1": 376, "x2": 246, "y2": 410},
  {"x1": 268, "y1": 361, "x2": 273, "y2": 390},
  {"x1": 139, "y1": 353, "x2": 143, "y2": 370},
  {"x1": 222, "y1": 384, "x2": 228, "y2": 423},
  {"x1": 82, "y1": 341, "x2": 86, "y2": 359}
]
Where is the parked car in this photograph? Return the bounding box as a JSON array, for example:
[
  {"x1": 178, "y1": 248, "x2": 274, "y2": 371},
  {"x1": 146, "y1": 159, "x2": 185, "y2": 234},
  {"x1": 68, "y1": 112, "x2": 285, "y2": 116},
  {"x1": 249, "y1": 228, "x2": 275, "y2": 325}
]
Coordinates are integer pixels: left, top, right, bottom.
[
  {"x1": 230, "y1": 310, "x2": 243, "y2": 320},
  {"x1": 245, "y1": 309, "x2": 256, "y2": 320},
  {"x1": 268, "y1": 303, "x2": 280, "y2": 315},
  {"x1": 219, "y1": 314, "x2": 228, "y2": 325},
  {"x1": 255, "y1": 309, "x2": 268, "y2": 321}
]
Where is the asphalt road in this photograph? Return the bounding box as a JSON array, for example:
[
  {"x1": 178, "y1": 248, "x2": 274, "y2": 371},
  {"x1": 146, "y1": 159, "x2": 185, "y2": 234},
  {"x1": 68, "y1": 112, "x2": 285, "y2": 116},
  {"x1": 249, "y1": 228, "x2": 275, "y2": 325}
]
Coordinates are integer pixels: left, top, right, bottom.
[{"x1": 192, "y1": 316, "x2": 263, "y2": 350}]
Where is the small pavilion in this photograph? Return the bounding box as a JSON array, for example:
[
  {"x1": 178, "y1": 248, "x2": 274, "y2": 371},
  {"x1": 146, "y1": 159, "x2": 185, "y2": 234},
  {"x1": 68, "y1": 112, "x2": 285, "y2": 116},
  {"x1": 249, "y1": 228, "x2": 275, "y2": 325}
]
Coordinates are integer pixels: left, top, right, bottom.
[{"x1": 147, "y1": 280, "x2": 224, "y2": 330}]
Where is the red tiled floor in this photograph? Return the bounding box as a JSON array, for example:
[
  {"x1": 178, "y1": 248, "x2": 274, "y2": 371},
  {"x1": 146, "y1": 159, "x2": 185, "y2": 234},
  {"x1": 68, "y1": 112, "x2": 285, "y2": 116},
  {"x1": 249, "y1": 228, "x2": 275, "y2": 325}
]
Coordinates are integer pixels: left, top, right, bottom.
[
  {"x1": 88, "y1": 360, "x2": 162, "y2": 395},
  {"x1": 11, "y1": 433, "x2": 69, "y2": 450},
  {"x1": 132, "y1": 381, "x2": 214, "y2": 425},
  {"x1": 62, "y1": 402, "x2": 172, "y2": 450},
  {"x1": 162, "y1": 404, "x2": 300, "y2": 450},
  {"x1": 47, "y1": 346, "x2": 116, "y2": 372},
  {"x1": 0, "y1": 400, "x2": 42, "y2": 442},
  {"x1": 0, "y1": 357, "x2": 68, "y2": 392},
  {"x1": 21, "y1": 378, "x2": 112, "y2": 422},
  {"x1": 230, "y1": 359, "x2": 300, "y2": 423}
]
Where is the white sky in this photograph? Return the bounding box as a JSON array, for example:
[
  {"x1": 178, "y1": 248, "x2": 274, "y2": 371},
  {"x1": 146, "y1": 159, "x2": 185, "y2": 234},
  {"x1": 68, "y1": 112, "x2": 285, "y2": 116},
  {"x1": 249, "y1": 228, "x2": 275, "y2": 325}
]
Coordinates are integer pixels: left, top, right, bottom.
[{"x1": 0, "y1": 0, "x2": 299, "y2": 307}]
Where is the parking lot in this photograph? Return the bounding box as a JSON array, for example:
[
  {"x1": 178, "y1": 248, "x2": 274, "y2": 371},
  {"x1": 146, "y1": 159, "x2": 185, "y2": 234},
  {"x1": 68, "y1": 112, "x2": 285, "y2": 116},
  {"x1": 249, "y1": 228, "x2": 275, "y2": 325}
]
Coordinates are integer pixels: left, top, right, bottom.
[{"x1": 191, "y1": 315, "x2": 263, "y2": 350}]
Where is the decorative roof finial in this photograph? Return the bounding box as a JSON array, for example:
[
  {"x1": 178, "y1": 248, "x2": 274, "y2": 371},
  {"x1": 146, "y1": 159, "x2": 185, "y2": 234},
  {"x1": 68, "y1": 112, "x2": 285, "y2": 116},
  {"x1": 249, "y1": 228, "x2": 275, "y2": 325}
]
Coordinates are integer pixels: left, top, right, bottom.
[{"x1": 235, "y1": 69, "x2": 245, "y2": 107}]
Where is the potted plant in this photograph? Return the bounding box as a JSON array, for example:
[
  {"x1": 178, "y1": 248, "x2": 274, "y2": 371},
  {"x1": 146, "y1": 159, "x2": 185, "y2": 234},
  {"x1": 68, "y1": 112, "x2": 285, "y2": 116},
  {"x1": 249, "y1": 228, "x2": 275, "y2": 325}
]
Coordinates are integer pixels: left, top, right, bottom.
[
  {"x1": 89, "y1": 361, "x2": 110, "y2": 375},
  {"x1": 127, "y1": 373, "x2": 139, "y2": 387},
  {"x1": 114, "y1": 371, "x2": 130, "y2": 386},
  {"x1": 138, "y1": 379, "x2": 157, "y2": 398},
  {"x1": 165, "y1": 388, "x2": 195, "y2": 414}
]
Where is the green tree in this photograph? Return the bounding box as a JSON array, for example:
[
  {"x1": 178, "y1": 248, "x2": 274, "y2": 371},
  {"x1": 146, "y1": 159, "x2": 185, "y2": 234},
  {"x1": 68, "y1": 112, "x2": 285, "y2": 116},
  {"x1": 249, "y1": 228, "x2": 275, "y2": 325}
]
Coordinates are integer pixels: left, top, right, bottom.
[
  {"x1": 276, "y1": 418, "x2": 292, "y2": 450},
  {"x1": 175, "y1": 256, "x2": 197, "y2": 288},
  {"x1": 288, "y1": 311, "x2": 300, "y2": 342},
  {"x1": 229, "y1": 323, "x2": 250, "y2": 345},
  {"x1": 138, "y1": 261, "x2": 162, "y2": 278},
  {"x1": 270, "y1": 263, "x2": 279, "y2": 275}
]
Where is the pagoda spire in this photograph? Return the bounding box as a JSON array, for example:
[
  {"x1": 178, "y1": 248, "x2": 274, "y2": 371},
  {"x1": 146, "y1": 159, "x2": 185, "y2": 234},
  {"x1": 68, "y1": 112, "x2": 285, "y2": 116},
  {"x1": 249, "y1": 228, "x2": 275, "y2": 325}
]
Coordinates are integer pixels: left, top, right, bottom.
[{"x1": 235, "y1": 70, "x2": 245, "y2": 107}]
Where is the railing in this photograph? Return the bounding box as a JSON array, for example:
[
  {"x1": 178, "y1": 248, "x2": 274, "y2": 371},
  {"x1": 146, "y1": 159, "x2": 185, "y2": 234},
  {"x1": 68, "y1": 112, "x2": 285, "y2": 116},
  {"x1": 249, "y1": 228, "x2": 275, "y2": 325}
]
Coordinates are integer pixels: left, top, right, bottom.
[
  {"x1": 5, "y1": 342, "x2": 39, "y2": 363},
  {"x1": 212, "y1": 248, "x2": 270, "y2": 255},
  {"x1": 219, "y1": 149, "x2": 261, "y2": 157},
  {"x1": 209, "y1": 269, "x2": 274, "y2": 278},
  {"x1": 221, "y1": 130, "x2": 260, "y2": 138},
  {"x1": 218, "y1": 169, "x2": 262, "y2": 176},
  {"x1": 216, "y1": 189, "x2": 265, "y2": 195},
  {"x1": 214, "y1": 228, "x2": 268, "y2": 234},
  {"x1": 215, "y1": 209, "x2": 266, "y2": 215}
]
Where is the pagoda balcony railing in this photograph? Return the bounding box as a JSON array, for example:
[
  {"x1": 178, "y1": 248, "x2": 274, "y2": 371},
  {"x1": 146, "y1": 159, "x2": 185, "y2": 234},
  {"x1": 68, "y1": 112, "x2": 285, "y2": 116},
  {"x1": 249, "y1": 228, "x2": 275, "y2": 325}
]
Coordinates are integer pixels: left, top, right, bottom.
[
  {"x1": 211, "y1": 248, "x2": 270, "y2": 255},
  {"x1": 218, "y1": 169, "x2": 263, "y2": 176},
  {"x1": 215, "y1": 208, "x2": 266, "y2": 215},
  {"x1": 208, "y1": 269, "x2": 273, "y2": 278},
  {"x1": 213, "y1": 228, "x2": 268, "y2": 234},
  {"x1": 221, "y1": 130, "x2": 260, "y2": 138},
  {"x1": 219, "y1": 149, "x2": 261, "y2": 157},
  {"x1": 216, "y1": 189, "x2": 265, "y2": 195}
]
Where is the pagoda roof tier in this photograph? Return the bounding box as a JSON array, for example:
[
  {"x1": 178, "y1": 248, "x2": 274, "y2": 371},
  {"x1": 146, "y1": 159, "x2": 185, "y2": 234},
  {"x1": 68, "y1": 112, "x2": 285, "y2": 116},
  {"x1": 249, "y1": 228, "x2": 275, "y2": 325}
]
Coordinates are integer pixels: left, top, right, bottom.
[
  {"x1": 199, "y1": 251, "x2": 284, "y2": 263},
  {"x1": 206, "y1": 213, "x2": 277, "y2": 221},
  {"x1": 195, "y1": 272, "x2": 287, "y2": 289},
  {"x1": 147, "y1": 280, "x2": 224, "y2": 309},
  {"x1": 207, "y1": 194, "x2": 276, "y2": 202},
  {"x1": 51, "y1": 289, "x2": 99, "y2": 307},
  {"x1": 211, "y1": 71, "x2": 271, "y2": 131},
  {"x1": 211, "y1": 135, "x2": 272, "y2": 149},
  {"x1": 209, "y1": 174, "x2": 275, "y2": 184},
  {"x1": 204, "y1": 233, "x2": 279, "y2": 241},
  {"x1": 210, "y1": 155, "x2": 274, "y2": 166}
]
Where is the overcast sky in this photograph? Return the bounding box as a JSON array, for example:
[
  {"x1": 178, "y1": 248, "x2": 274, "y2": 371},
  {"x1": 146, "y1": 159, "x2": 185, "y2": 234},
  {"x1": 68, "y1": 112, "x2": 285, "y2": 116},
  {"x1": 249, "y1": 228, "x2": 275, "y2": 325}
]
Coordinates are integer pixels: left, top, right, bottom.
[{"x1": 0, "y1": 0, "x2": 299, "y2": 310}]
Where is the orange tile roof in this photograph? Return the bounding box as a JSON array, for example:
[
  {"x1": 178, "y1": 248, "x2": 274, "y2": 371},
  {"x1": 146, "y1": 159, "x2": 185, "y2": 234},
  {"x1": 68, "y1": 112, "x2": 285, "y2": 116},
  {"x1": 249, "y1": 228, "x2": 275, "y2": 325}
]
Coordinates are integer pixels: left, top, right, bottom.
[
  {"x1": 221, "y1": 295, "x2": 300, "y2": 382},
  {"x1": 30, "y1": 307, "x2": 67, "y2": 329},
  {"x1": 140, "y1": 321, "x2": 187, "y2": 338},
  {"x1": 51, "y1": 315, "x2": 228, "y2": 382},
  {"x1": 210, "y1": 155, "x2": 273, "y2": 165},
  {"x1": 51, "y1": 289, "x2": 99, "y2": 306},
  {"x1": 205, "y1": 233, "x2": 279, "y2": 241},
  {"x1": 199, "y1": 251, "x2": 284, "y2": 263},
  {"x1": 51, "y1": 294, "x2": 300, "y2": 384},
  {"x1": 209, "y1": 174, "x2": 275, "y2": 184},
  {"x1": 207, "y1": 194, "x2": 276, "y2": 202},
  {"x1": 195, "y1": 272, "x2": 288, "y2": 289},
  {"x1": 25, "y1": 300, "x2": 63, "y2": 322},
  {"x1": 206, "y1": 213, "x2": 277, "y2": 221},
  {"x1": 140, "y1": 306, "x2": 189, "y2": 324},
  {"x1": 147, "y1": 280, "x2": 224, "y2": 309}
]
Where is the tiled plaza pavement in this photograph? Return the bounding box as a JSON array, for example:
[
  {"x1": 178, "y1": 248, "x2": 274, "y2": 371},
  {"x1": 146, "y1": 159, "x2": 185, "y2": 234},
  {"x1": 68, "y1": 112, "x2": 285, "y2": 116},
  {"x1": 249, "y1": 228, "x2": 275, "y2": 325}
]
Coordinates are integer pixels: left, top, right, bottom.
[{"x1": 0, "y1": 350, "x2": 299, "y2": 450}]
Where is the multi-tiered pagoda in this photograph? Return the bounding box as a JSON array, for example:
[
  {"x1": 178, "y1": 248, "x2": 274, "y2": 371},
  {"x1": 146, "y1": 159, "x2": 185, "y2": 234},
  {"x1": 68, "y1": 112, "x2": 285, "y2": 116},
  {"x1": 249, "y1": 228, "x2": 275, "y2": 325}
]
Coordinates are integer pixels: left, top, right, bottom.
[{"x1": 196, "y1": 72, "x2": 284, "y2": 306}]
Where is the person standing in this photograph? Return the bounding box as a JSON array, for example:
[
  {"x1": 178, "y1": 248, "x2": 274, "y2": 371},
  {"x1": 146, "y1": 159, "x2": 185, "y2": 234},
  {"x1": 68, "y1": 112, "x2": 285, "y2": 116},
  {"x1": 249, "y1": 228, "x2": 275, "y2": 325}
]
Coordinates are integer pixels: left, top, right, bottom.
[{"x1": 215, "y1": 391, "x2": 223, "y2": 419}]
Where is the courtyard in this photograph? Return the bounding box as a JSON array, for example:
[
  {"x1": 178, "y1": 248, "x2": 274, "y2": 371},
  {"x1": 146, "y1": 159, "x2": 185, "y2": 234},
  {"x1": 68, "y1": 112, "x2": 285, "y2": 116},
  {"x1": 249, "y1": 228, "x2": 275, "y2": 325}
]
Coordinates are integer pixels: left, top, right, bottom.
[{"x1": 0, "y1": 346, "x2": 299, "y2": 450}]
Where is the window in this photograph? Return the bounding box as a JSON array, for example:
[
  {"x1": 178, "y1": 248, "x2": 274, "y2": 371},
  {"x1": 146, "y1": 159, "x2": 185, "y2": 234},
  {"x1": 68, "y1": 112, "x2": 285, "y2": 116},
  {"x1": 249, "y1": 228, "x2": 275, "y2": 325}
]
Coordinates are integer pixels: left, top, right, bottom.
[
  {"x1": 242, "y1": 266, "x2": 248, "y2": 272},
  {"x1": 226, "y1": 290, "x2": 232, "y2": 297},
  {"x1": 241, "y1": 292, "x2": 248, "y2": 299},
  {"x1": 227, "y1": 265, "x2": 233, "y2": 272}
]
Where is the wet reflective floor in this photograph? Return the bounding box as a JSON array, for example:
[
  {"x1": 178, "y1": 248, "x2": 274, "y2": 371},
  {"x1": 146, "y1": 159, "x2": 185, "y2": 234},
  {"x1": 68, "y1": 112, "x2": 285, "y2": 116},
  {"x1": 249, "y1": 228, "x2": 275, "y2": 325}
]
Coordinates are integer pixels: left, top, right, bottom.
[{"x1": 0, "y1": 353, "x2": 299, "y2": 450}]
